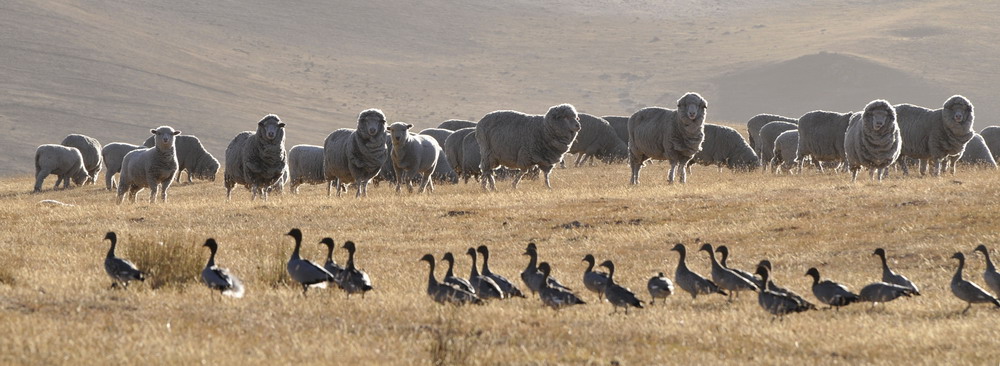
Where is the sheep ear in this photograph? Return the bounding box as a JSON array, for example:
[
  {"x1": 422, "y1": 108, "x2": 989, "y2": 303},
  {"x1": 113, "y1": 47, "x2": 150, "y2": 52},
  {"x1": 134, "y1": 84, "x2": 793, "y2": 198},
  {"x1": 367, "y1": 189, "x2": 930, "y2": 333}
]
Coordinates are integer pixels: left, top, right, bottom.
[
  {"x1": 278, "y1": 123, "x2": 286, "y2": 128},
  {"x1": 150, "y1": 129, "x2": 156, "y2": 134},
  {"x1": 407, "y1": 123, "x2": 413, "y2": 129},
  {"x1": 173, "y1": 130, "x2": 181, "y2": 135}
]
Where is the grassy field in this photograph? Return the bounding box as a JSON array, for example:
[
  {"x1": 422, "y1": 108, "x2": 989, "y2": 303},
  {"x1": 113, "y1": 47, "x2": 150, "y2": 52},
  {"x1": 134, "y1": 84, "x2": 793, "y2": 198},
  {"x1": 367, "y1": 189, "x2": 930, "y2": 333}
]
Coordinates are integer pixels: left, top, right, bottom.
[{"x1": 1, "y1": 164, "x2": 999, "y2": 365}]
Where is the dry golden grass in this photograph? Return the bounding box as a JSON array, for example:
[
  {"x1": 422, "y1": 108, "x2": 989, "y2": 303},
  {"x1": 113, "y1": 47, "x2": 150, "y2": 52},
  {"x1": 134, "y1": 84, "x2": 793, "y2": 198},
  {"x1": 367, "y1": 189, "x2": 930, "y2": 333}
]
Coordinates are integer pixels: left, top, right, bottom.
[{"x1": 2, "y1": 165, "x2": 1000, "y2": 365}]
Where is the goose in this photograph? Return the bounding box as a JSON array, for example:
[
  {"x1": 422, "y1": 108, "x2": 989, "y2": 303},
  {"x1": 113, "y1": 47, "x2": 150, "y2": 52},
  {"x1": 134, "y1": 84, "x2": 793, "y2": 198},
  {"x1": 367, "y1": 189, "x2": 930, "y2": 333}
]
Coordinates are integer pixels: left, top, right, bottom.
[
  {"x1": 647, "y1": 272, "x2": 674, "y2": 305},
  {"x1": 872, "y1": 248, "x2": 921, "y2": 295},
  {"x1": 537, "y1": 262, "x2": 585, "y2": 310},
  {"x1": 756, "y1": 260, "x2": 815, "y2": 310},
  {"x1": 521, "y1": 242, "x2": 570, "y2": 294},
  {"x1": 670, "y1": 243, "x2": 727, "y2": 299},
  {"x1": 103, "y1": 232, "x2": 145, "y2": 289},
  {"x1": 419, "y1": 254, "x2": 480, "y2": 305},
  {"x1": 200, "y1": 239, "x2": 245, "y2": 298},
  {"x1": 598, "y1": 260, "x2": 644, "y2": 314},
  {"x1": 972, "y1": 244, "x2": 1000, "y2": 296},
  {"x1": 465, "y1": 247, "x2": 504, "y2": 300},
  {"x1": 857, "y1": 281, "x2": 914, "y2": 307},
  {"x1": 285, "y1": 228, "x2": 335, "y2": 296},
  {"x1": 319, "y1": 237, "x2": 346, "y2": 287},
  {"x1": 715, "y1": 245, "x2": 762, "y2": 288},
  {"x1": 805, "y1": 268, "x2": 859, "y2": 310},
  {"x1": 476, "y1": 245, "x2": 525, "y2": 298},
  {"x1": 949, "y1": 252, "x2": 1000, "y2": 314},
  {"x1": 441, "y1": 252, "x2": 476, "y2": 294},
  {"x1": 581, "y1": 254, "x2": 610, "y2": 300},
  {"x1": 699, "y1": 243, "x2": 758, "y2": 300},
  {"x1": 755, "y1": 264, "x2": 812, "y2": 317},
  {"x1": 341, "y1": 241, "x2": 374, "y2": 298}
]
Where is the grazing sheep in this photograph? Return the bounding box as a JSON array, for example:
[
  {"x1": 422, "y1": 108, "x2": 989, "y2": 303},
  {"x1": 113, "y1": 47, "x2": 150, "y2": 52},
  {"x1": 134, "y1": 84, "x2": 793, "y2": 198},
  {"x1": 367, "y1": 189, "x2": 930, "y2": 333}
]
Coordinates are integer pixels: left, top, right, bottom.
[
  {"x1": 224, "y1": 114, "x2": 287, "y2": 201},
  {"x1": 34, "y1": 144, "x2": 89, "y2": 192},
  {"x1": 60, "y1": 134, "x2": 102, "y2": 185},
  {"x1": 771, "y1": 130, "x2": 800, "y2": 174},
  {"x1": 895, "y1": 95, "x2": 975, "y2": 176},
  {"x1": 628, "y1": 92, "x2": 708, "y2": 185},
  {"x1": 388, "y1": 122, "x2": 441, "y2": 193},
  {"x1": 955, "y1": 133, "x2": 997, "y2": 168},
  {"x1": 601, "y1": 116, "x2": 631, "y2": 146},
  {"x1": 101, "y1": 143, "x2": 142, "y2": 190},
  {"x1": 462, "y1": 131, "x2": 483, "y2": 183},
  {"x1": 287, "y1": 145, "x2": 326, "y2": 193},
  {"x1": 418, "y1": 128, "x2": 459, "y2": 183},
  {"x1": 980, "y1": 126, "x2": 1000, "y2": 162},
  {"x1": 746, "y1": 114, "x2": 798, "y2": 155},
  {"x1": 757, "y1": 121, "x2": 798, "y2": 173},
  {"x1": 477, "y1": 104, "x2": 581, "y2": 190},
  {"x1": 444, "y1": 127, "x2": 476, "y2": 183},
  {"x1": 568, "y1": 114, "x2": 628, "y2": 166},
  {"x1": 142, "y1": 135, "x2": 219, "y2": 183},
  {"x1": 437, "y1": 119, "x2": 477, "y2": 131},
  {"x1": 117, "y1": 126, "x2": 181, "y2": 204},
  {"x1": 687, "y1": 123, "x2": 759, "y2": 172},
  {"x1": 324, "y1": 109, "x2": 388, "y2": 197},
  {"x1": 796, "y1": 110, "x2": 855, "y2": 173},
  {"x1": 844, "y1": 100, "x2": 902, "y2": 182}
]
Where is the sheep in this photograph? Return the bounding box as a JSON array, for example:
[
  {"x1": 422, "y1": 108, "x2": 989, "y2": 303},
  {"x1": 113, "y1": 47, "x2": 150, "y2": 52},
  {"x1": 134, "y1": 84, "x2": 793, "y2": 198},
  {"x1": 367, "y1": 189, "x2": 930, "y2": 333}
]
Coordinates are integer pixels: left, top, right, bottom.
[
  {"x1": 462, "y1": 130, "x2": 483, "y2": 183},
  {"x1": 601, "y1": 116, "x2": 631, "y2": 146},
  {"x1": 224, "y1": 114, "x2": 287, "y2": 201},
  {"x1": 687, "y1": 123, "x2": 759, "y2": 172},
  {"x1": 33, "y1": 144, "x2": 89, "y2": 192},
  {"x1": 567, "y1": 114, "x2": 628, "y2": 166},
  {"x1": 895, "y1": 95, "x2": 975, "y2": 176},
  {"x1": 117, "y1": 126, "x2": 181, "y2": 204},
  {"x1": 437, "y1": 119, "x2": 477, "y2": 131},
  {"x1": 795, "y1": 110, "x2": 855, "y2": 174},
  {"x1": 955, "y1": 133, "x2": 997, "y2": 168},
  {"x1": 771, "y1": 130, "x2": 800, "y2": 174},
  {"x1": 746, "y1": 114, "x2": 798, "y2": 155},
  {"x1": 100, "y1": 143, "x2": 142, "y2": 190},
  {"x1": 142, "y1": 135, "x2": 219, "y2": 183},
  {"x1": 287, "y1": 145, "x2": 326, "y2": 193},
  {"x1": 323, "y1": 109, "x2": 388, "y2": 197},
  {"x1": 444, "y1": 127, "x2": 476, "y2": 183},
  {"x1": 844, "y1": 100, "x2": 902, "y2": 182},
  {"x1": 981, "y1": 126, "x2": 1000, "y2": 162},
  {"x1": 477, "y1": 104, "x2": 581, "y2": 190},
  {"x1": 388, "y1": 122, "x2": 441, "y2": 193},
  {"x1": 60, "y1": 134, "x2": 102, "y2": 185},
  {"x1": 418, "y1": 128, "x2": 459, "y2": 183},
  {"x1": 628, "y1": 92, "x2": 708, "y2": 185},
  {"x1": 757, "y1": 121, "x2": 798, "y2": 173}
]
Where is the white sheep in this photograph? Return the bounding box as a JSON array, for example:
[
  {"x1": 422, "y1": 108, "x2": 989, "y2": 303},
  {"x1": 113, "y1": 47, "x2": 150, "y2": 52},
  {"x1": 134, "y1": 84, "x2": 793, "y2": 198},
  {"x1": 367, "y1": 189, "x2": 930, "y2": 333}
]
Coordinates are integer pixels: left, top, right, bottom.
[
  {"x1": 757, "y1": 121, "x2": 798, "y2": 173},
  {"x1": 796, "y1": 110, "x2": 854, "y2": 174},
  {"x1": 287, "y1": 144, "x2": 326, "y2": 194},
  {"x1": 844, "y1": 100, "x2": 901, "y2": 182},
  {"x1": 33, "y1": 144, "x2": 89, "y2": 192},
  {"x1": 771, "y1": 130, "x2": 799, "y2": 174},
  {"x1": 101, "y1": 143, "x2": 142, "y2": 191},
  {"x1": 143, "y1": 135, "x2": 219, "y2": 183},
  {"x1": 746, "y1": 114, "x2": 798, "y2": 155},
  {"x1": 895, "y1": 95, "x2": 975, "y2": 176},
  {"x1": 388, "y1": 122, "x2": 441, "y2": 193},
  {"x1": 980, "y1": 126, "x2": 1000, "y2": 162},
  {"x1": 117, "y1": 126, "x2": 181, "y2": 204},
  {"x1": 477, "y1": 104, "x2": 581, "y2": 190},
  {"x1": 60, "y1": 134, "x2": 102, "y2": 185},
  {"x1": 628, "y1": 92, "x2": 707, "y2": 185}
]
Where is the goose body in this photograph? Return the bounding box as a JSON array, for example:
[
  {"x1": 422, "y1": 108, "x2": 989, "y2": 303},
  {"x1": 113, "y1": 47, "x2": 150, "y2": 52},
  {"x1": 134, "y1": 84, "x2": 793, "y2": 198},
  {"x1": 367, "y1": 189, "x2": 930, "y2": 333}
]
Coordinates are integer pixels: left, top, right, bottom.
[
  {"x1": 647, "y1": 272, "x2": 674, "y2": 305},
  {"x1": 521, "y1": 243, "x2": 570, "y2": 294},
  {"x1": 466, "y1": 248, "x2": 504, "y2": 300},
  {"x1": 285, "y1": 229, "x2": 335, "y2": 295},
  {"x1": 670, "y1": 243, "x2": 728, "y2": 299},
  {"x1": 420, "y1": 254, "x2": 481, "y2": 305},
  {"x1": 201, "y1": 239, "x2": 245, "y2": 298},
  {"x1": 442, "y1": 252, "x2": 476, "y2": 294},
  {"x1": 582, "y1": 254, "x2": 610, "y2": 300},
  {"x1": 477, "y1": 245, "x2": 525, "y2": 298},
  {"x1": 755, "y1": 265, "x2": 812, "y2": 316},
  {"x1": 805, "y1": 268, "x2": 859, "y2": 309},
  {"x1": 319, "y1": 238, "x2": 346, "y2": 287},
  {"x1": 756, "y1": 260, "x2": 815, "y2": 310},
  {"x1": 716, "y1": 245, "x2": 763, "y2": 288},
  {"x1": 103, "y1": 232, "x2": 145, "y2": 289},
  {"x1": 537, "y1": 262, "x2": 585, "y2": 310},
  {"x1": 950, "y1": 252, "x2": 1000, "y2": 313},
  {"x1": 599, "y1": 260, "x2": 644, "y2": 314},
  {"x1": 700, "y1": 243, "x2": 758, "y2": 300},
  {"x1": 873, "y1": 248, "x2": 920, "y2": 295},
  {"x1": 341, "y1": 241, "x2": 374, "y2": 298},
  {"x1": 858, "y1": 281, "x2": 914, "y2": 305},
  {"x1": 973, "y1": 245, "x2": 1000, "y2": 296}
]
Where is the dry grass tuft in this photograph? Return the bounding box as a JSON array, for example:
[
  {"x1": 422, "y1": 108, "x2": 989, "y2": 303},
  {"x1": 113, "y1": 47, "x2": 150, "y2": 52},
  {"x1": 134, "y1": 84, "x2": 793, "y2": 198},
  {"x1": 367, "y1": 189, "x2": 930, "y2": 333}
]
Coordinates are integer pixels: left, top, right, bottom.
[
  {"x1": 128, "y1": 234, "x2": 203, "y2": 290},
  {"x1": 425, "y1": 314, "x2": 482, "y2": 366}
]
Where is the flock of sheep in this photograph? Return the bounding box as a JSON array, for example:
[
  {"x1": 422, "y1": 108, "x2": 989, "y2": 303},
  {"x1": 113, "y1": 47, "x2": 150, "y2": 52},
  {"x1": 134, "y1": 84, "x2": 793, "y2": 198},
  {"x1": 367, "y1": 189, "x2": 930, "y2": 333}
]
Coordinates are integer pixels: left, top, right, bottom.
[
  {"x1": 100, "y1": 229, "x2": 1000, "y2": 316},
  {"x1": 31, "y1": 93, "x2": 999, "y2": 200}
]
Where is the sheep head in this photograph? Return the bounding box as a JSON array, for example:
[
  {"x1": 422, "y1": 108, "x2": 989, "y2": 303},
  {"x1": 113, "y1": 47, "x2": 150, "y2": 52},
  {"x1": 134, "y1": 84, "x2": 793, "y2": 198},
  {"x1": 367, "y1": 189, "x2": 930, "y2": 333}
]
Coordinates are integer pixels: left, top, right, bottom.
[
  {"x1": 387, "y1": 122, "x2": 413, "y2": 146},
  {"x1": 863, "y1": 99, "x2": 896, "y2": 132},
  {"x1": 942, "y1": 95, "x2": 974, "y2": 135},
  {"x1": 257, "y1": 114, "x2": 285, "y2": 142},
  {"x1": 676, "y1": 92, "x2": 707, "y2": 125},
  {"x1": 545, "y1": 104, "x2": 581, "y2": 135},
  {"x1": 357, "y1": 109, "x2": 387, "y2": 140},
  {"x1": 150, "y1": 126, "x2": 181, "y2": 150}
]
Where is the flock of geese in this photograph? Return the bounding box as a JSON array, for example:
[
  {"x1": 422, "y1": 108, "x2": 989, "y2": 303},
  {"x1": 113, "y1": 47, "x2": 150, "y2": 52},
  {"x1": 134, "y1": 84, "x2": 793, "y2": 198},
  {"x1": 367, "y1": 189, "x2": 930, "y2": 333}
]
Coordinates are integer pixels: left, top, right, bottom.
[{"x1": 102, "y1": 232, "x2": 1000, "y2": 316}]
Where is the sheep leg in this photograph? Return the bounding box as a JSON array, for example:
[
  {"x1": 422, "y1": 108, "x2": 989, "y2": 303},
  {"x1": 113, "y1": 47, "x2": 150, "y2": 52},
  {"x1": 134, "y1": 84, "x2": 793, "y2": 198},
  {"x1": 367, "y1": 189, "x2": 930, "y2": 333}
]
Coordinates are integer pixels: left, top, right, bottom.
[
  {"x1": 510, "y1": 170, "x2": 525, "y2": 189},
  {"x1": 418, "y1": 171, "x2": 431, "y2": 193},
  {"x1": 105, "y1": 171, "x2": 115, "y2": 191},
  {"x1": 394, "y1": 167, "x2": 404, "y2": 193},
  {"x1": 629, "y1": 154, "x2": 643, "y2": 185},
  {"x1": 667, "y1": 162, "x2": 677, "y2": 184},
  {"x1": 160, "y1": 180, "x2": 170, "y2": 202},
  {"x1": 34, "y1": 170, "x2": 51, "y2": 192},
  {"x1": 406, "y1": 171, "x2": 415, "y2": 193}
]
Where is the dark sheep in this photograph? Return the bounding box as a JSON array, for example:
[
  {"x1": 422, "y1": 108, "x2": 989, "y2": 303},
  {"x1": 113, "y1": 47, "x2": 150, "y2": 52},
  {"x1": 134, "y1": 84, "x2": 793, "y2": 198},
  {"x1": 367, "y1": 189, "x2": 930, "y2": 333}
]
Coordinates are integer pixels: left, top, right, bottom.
[
  {"x1": 323, "y1": 109, "x2": 388, "y2": 197},
  {"x1": 757, "y1": 121, "x2": 798, "y2": 173},
  {"x1": 601, "y1": 116, "x2": 631, "y2": 148},
  {"x1": 687, "y1": 123, "x2": 759, "y2": 172},
  {"x1": 746, "y1": 114, "x2": 798, "y2": 155},
  {"x1": 843, "y1": 100, "x2": 901, "y2": 182},
  {"x1": 60, "y1": 134, "x2": 102, "y2": 185},
  {"x1": 567, "y1": 114, "x2": 628, "y2": 166},
  {"x1": 437, "y1": 119, "x2": 477, "y2": 131},
  {"x1": 224, "y1": 114, "x2": 287, "y2": 201}
]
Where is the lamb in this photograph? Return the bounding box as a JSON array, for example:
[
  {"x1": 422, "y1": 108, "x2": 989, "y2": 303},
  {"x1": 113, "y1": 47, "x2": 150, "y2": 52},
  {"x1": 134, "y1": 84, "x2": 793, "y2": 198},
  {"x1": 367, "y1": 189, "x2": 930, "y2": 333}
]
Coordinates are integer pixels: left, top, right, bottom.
[
  {"x1": 323, "y1": 109, "x2": 388, "y2": 197},
  {"x1": 795, "y1": 110, "x2": 855, "y2": 173},
  {"x1": 388, "y1": 122, "x2": 441, "y2": 193},
  {"x1": 437, "y1": 119, "x2": 477, "y2": 131},
  {"x1": 757, "y1": 121, "x2": 798, "y2": 173},
  {"x1": 287, "y1": 144, "x2": 326, "y2": 194},
  {"x1": 418, "y1": 128, "x2": 459, "y2": 183},
  {"x1": 444, "y1": 127, "x2": 476, "y2": 183},
  {"x1": 955, "y1": 133, "x2": 997, "y2": 168},
  {"x1": 771, "y1": 130, "x2": 800, "y2": 174},
  {"x1": 567, "y1": 114, "x2": 628, "y2": 166},
  {"x1": 628, "y1": 92, "x2": 708, "y2": 185},
  {"x1": 101, "y1": 143, "x2": 143, "y2": 190},
  {"x1": 33, "y1": 144, "x2": 89, "y2": 192},
  {"x1": 60, "y1": 134, "x2": 102, "y2": 185},
  {"x1": 843, "y1": 100, "x2": 901, "y2": 182},
  {"x1": 601, "y1": 116, "x2": 631, "y2": 146},
  {"x1": 224, "y1": 114, "x2": 287, "y2": 201},
  {"x1": 981, "y1": 126, "x2": 1000, "y2": 162},
  {"x1": 117, "y1": 126, "x2": 181, "y2": 204},
  {"x1": 746, "y1": 114, "x2": 798, "y2": 155},
  {"x1": 687, "y1": 123, "x2": 759, "y2": 172},
  {"x1": 143, "y1": 135, "x2": 219, "y2": 183},
  {"x1": 895, "y1": 95, "x2": 975, "y2": 176},
  {"x1": 477, "y1": 104, "x2": 581, "y2": 190}
]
